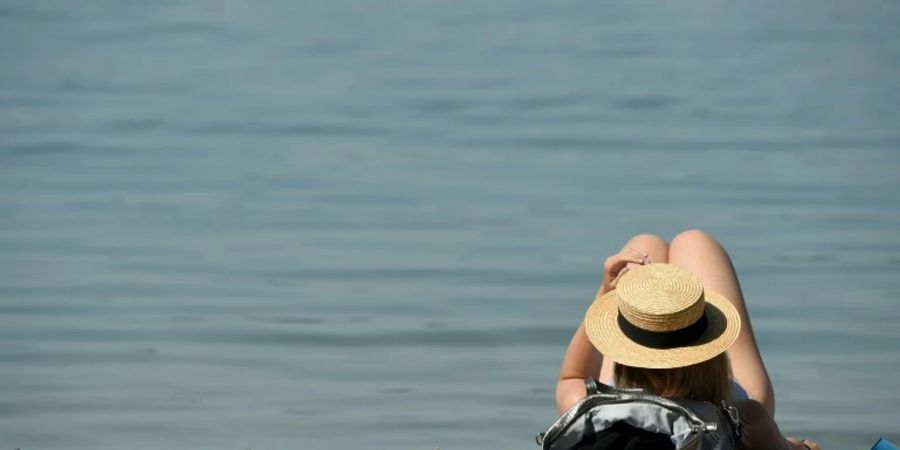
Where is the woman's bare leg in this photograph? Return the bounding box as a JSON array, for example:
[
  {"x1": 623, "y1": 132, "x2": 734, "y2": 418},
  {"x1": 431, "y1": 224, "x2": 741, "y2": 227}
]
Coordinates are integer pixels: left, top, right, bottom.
[
  {"x1": 668, "y1": 229, "x2": 775, "y2": 415},
  {"x1": 598, "y1": 233, "x2": 669, "y2": 384}
]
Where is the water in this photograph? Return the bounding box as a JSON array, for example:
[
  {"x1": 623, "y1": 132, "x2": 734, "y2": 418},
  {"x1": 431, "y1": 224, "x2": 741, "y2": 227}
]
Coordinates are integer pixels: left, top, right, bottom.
[{"x1": 2, "y1": 1, "x2": 899, "y2": 448}]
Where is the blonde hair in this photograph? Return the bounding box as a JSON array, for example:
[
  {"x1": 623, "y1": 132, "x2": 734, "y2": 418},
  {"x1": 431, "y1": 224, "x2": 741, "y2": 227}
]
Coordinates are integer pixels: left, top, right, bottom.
[{"x1": 613, "y1": 352, "x2": 733, "y2": 403}]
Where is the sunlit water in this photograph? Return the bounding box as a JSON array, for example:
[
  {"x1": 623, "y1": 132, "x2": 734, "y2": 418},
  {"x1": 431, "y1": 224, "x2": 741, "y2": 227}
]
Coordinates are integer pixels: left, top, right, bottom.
[{"x1": 1, "y1": 1, "x2": 899, "y2": 449}]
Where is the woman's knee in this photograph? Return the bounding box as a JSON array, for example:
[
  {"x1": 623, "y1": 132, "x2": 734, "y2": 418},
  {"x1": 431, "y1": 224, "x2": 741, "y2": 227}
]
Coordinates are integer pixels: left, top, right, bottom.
[
  {"x1": 624, "y1": 233, "x2": 669, "y2": 261},
  {"x1": 625, "y1": 233, "x2": 668, "y2": 248},
  {"x1": 670, "y1": 229, "x2": 721, "y2": 249}
]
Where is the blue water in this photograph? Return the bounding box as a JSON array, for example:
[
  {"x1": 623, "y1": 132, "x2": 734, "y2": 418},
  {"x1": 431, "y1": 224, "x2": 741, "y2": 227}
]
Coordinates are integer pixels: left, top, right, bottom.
[{"x1": 2, "y1": 1, "x2": 899, "y2": 449}]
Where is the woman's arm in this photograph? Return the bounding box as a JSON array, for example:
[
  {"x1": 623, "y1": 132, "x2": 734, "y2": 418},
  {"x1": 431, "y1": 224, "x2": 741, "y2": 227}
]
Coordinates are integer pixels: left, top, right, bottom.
[
  {"x1": 555, "y1": 248, "x2": 649, "y2": 414},
  {"x1": 737, "y1": 399, "x2": 821, "y2": 450},
  {"x1": 555, "y1": 322, "x2": 603, "y2": 413}
]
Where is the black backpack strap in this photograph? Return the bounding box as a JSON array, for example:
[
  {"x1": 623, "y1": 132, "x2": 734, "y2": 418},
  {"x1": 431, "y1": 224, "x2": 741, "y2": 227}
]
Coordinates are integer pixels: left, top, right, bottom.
[
  {"x1": 585, "y1": 378, "x2": 600, "y2": 395},
  {"x1": 721, "y1": 401, "x2": 743, "y2": 440},
  {"x1": 585, "y1": 378, "x2": 635, "y2": 396}
]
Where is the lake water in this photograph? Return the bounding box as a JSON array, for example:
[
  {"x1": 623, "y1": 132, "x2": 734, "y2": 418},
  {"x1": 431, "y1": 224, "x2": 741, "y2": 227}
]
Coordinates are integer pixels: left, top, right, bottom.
[{"x1": 1, "y1": 1, "x2": 899, "y2": 449}]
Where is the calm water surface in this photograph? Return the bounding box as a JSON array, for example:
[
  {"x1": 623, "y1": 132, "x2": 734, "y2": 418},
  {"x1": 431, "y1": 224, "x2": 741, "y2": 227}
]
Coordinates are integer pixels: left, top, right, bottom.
[{"x1": 1, "y1": 1, "x2": 899, "y2": 449}]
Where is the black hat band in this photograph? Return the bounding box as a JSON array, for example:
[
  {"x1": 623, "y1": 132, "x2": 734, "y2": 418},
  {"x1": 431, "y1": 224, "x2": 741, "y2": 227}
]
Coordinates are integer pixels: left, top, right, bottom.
[{"x1": 616, "y1": 310, "x2": 709, "y2": 349}]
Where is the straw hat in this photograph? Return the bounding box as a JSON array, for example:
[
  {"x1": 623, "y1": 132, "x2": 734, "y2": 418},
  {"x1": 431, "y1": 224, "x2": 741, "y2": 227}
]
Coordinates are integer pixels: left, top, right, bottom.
[{"x1": 584, "y1": 263, "x2": 741, "y2": 369}]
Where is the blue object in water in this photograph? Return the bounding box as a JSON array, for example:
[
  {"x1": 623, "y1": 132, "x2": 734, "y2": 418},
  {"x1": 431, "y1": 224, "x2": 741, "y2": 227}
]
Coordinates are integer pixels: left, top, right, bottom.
[{"x1": 872, "y1": 438, "x2": 899, "y2": 450}]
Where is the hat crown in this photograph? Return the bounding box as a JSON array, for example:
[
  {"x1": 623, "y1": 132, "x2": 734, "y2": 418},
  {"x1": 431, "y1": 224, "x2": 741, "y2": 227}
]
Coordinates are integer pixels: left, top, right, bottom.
[{"x1": 616, "y1": 264, "x2": 706, "y2": 332}]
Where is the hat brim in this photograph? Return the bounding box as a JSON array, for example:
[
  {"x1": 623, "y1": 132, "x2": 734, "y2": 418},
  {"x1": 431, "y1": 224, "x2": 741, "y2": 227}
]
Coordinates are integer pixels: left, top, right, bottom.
[{"x1": 584, "y1": 288, "x2": 742, "y2": 369}]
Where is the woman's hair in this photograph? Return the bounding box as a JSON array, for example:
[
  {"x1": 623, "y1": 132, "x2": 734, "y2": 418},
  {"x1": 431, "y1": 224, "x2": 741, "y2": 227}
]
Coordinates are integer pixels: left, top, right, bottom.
[{"x1": 613, "y1": 352, "x2": 733, "y2": 404}]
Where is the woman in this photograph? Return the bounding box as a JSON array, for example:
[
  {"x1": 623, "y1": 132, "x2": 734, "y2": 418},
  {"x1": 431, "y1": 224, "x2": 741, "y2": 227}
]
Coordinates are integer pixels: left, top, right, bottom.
[{"x1": 556, "y1": 230, "x2": 821, "y2": 450}]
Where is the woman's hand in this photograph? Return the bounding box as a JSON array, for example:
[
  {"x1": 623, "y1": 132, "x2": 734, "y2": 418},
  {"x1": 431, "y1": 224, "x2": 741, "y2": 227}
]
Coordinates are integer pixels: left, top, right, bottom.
[
  {"x1": 599, "y1": 247, "x2": 651, "y2": 294},
  {"x1": 787, "y1": 437, "x2": 821, "y2": 450}
]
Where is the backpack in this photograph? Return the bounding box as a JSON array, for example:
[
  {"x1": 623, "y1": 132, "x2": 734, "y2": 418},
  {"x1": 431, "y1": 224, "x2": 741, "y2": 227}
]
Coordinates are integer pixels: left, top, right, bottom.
[{"x1": 536, "y1": 379, "x2": 742, "y2": 450}]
